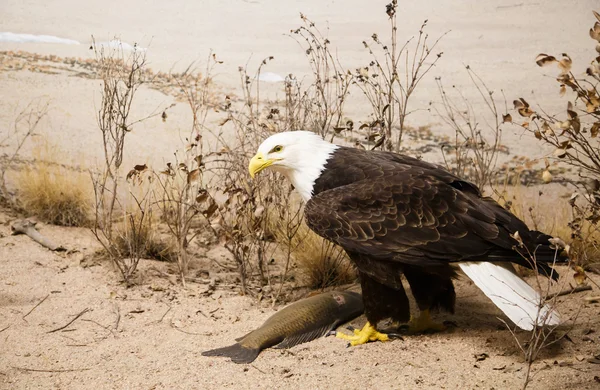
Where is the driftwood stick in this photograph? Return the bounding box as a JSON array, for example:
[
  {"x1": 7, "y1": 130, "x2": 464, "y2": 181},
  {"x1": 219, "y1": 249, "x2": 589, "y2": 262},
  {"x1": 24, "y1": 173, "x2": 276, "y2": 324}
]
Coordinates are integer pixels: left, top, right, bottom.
[
  {"x1": 47, "y1": 308, "x2": 90, "y2": 333},
  {"x1": 12, "y1": 366, "x2": 90, "y2": 373},
  {"x1": 23, "y1": 294, "x2": 50, "y2": 320},
  {"x1": 11, "y1": 220, "x2": 66, "y2": 251},
  {"x1": 547, "y1": 285, "x2": 593, "y2": 299}
]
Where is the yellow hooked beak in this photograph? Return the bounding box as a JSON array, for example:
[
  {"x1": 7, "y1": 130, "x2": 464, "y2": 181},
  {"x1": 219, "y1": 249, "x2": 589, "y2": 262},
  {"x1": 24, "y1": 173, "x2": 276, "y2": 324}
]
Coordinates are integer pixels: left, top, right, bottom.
[{"x1": 248, "y1": 152, "x2": 275, "y2": 178}]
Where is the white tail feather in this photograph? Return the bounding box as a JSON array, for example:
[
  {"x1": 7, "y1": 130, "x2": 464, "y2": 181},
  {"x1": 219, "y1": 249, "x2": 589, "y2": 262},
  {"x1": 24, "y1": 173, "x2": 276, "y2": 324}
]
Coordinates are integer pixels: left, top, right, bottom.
[{"x1": 458, "y1": 262, "x2": 561, "y2": 330}]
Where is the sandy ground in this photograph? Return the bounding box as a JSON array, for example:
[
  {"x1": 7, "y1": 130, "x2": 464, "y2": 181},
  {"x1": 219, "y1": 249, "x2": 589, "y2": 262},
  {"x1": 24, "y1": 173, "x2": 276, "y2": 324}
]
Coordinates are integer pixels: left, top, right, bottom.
[
  {"x1": 2, "y1": 1, "x2": 600, "y2": 389},
  {"x1": 0, "y1": 210, "x2": 599, "y2": 390}
]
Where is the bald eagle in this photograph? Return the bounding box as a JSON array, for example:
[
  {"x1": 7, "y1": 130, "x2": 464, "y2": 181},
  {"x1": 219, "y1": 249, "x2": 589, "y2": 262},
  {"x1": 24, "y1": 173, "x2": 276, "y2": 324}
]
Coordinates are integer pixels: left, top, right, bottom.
[{"x1": 249, "y1": 131, "x2": 562, "y2": 345}]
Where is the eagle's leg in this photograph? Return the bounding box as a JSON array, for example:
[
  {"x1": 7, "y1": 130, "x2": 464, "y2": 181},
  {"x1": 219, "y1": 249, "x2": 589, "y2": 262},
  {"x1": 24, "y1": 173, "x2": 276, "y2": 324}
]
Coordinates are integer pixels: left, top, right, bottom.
[
  {"x1": 408, "y1": 309, "x2": 446, "y2": 333},
  {"x1": 335, "y1": 322, "x2": 389, "y2": 345},
  {"x1": 403, "y1": 266, "x2": 455, "y2": 334},
  {"x1": 336, "y1": 268, "x2": 409, "y2": 346}
]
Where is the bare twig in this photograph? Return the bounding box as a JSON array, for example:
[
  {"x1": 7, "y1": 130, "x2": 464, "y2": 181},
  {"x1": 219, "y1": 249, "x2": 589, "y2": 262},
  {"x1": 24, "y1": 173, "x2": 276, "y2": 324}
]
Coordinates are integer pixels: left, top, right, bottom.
[
  {"x1": 81, "y1": 319, "x2": 116, "y2": 337},
  {"x1": 157, "y1": 306, "x2": 172, "y2": 323},
  {"x1": 23, "y1": 294, "x2": 50, "y2": 320},
  {"x1": 352, "y1": 2, "x2": 445, "y2": 151},
  {"x1": 12, "y1": 366, "x2": 90, "y2": 373},
  {"x1": 251, "y1": 364, "x2": 266, "y2": 374},
  {"x1": 169, "y1": 322, "x2": 211, "y2": 336},
  {"x1": 47, "y1": 308, "x2": 90, "y2": 333},
  {"x1": 547, "y1": 285, "x2": 592, "y2": 299},
  {"x1": 434, "y1": 66, "x2": 505, "y2": 190},
  {"x1": 11, "y1": 220, "x2": 66, "y2": 251}
]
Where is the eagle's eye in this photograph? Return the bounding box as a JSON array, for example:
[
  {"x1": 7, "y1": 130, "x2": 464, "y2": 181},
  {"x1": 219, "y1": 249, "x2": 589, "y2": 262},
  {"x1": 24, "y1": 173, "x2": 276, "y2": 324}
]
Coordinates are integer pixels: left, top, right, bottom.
[{"x1": 270, "y1": 145, "x2": 283, "y2": 153}]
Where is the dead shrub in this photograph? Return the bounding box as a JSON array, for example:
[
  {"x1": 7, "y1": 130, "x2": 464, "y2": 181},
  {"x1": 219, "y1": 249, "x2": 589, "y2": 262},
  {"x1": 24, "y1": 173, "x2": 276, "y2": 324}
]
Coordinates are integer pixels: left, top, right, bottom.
[
  {"x1": 288, "y1": 14, "x2": 352, "y2": 139},
  {"x1": 152, "y1": 54, "x2": 220, "y2": 284},
  {"x1": 510, "y1": 10, "x2": 600, "y2": 267},
  {"x1": 434, "y1": 66, "x2": 508, "y2": 190},
  {"x1": 352, "y1": 0, "x2": 445, "y2": 151},
  {"x1": 90, "y1": 38, "x2": 163, "y2": 283}
]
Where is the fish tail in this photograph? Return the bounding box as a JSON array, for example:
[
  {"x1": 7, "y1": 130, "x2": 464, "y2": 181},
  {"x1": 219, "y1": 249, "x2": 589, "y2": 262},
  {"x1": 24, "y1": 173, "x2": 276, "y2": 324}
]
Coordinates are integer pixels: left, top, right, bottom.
[{"x1": 201, "y1": 343, "x2": 260, "y2": 364}]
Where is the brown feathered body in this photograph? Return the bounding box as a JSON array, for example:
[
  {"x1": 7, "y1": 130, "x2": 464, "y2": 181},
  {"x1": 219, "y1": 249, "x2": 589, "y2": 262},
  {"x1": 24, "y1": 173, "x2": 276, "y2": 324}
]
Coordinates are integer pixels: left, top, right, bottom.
[
  {"x1": 202, "y1": 291, "x2": 364, "y2": 363},
  {"x1": 305, "y1": 147, "x2": 563, "y2": 327}
]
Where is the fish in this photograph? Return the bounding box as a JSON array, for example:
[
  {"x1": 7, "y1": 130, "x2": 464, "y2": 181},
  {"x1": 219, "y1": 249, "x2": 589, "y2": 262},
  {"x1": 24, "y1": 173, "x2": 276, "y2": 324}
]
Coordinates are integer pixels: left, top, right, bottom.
[{"x1": 201, "y1": 290, "x2": 364, "y2": 364}]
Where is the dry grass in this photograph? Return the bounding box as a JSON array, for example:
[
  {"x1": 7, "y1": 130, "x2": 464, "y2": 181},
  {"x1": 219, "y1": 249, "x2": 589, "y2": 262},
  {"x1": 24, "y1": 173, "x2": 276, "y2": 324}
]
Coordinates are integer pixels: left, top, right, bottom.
[
  {"x1": 17, "y1": 161, "x2": 90, "y2": 227},
  {"x1": 0, "y1": 97, "x2": 50, "y2": 203},
  {"x1": 271, "y1": 219, "x2": 356, "y2": 289},
  {"x1": 113, "y1": 215, "x2": 176, "y2": 263}
]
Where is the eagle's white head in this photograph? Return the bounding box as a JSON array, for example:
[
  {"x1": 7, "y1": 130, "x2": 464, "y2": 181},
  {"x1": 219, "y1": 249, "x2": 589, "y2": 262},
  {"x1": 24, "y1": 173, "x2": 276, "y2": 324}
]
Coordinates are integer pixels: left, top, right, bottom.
[{"x1": 248, "y1": 131, "x2": 338, "y2": 201}]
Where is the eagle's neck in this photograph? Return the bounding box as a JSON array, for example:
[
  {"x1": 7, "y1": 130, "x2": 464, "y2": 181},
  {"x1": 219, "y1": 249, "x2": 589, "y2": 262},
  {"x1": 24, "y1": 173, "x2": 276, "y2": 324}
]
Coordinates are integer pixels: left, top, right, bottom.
[{"x1": 283, "y1": 143, "x2": 339, "y2": 202}]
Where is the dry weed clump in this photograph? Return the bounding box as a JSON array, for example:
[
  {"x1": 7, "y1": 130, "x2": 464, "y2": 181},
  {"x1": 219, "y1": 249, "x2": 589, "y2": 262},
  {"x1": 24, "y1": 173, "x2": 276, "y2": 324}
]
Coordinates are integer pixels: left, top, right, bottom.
[
  {"x1": 90, "y1": 38, "x2": 163, "y2": 283},
  {"x1": 211, "y1": 48, "x2": 354, "y2": 296},
  {"x1": 18, "y1": 161, "x2": 90, "y2": 227},
  {"x1": 112, "y1": 211, "x2": 175, "y2": 263},
  {"x1": 173, "y1": 49, "x2": 352, "y2": 296}
]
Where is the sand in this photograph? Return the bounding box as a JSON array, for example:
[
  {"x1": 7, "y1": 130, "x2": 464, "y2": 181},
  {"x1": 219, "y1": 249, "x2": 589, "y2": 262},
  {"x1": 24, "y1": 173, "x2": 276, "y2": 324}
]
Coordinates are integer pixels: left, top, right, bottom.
[
  {"x1": 1, "y1": 1, "x2": 600, "y2": 389},
  {"x1": 0, "y1": 216, "x2": 599, "y2": 389}
]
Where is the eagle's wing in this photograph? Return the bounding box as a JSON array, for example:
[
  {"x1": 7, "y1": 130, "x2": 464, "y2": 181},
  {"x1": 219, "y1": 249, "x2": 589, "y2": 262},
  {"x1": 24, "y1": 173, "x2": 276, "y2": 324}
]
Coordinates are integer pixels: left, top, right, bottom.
[{"x1": 304, "y1": 172, "x2": 536, "y2": 269}]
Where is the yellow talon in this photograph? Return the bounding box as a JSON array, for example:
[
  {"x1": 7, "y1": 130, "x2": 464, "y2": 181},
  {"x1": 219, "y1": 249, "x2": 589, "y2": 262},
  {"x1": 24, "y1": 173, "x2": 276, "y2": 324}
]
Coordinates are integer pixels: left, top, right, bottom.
[
  {"x1": 335, "y1": 322, "x2": 389, "y2": 346},
  {"x1": 408, "y1": 310, "x2": 446, "y2": 334}
]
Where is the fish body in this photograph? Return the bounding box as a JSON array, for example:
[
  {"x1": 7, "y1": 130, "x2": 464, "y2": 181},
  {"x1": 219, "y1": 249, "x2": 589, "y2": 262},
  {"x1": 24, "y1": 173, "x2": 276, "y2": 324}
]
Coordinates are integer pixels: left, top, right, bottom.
[{"x1": 201, "y1": 290, "x2": 363, "y2": 363}]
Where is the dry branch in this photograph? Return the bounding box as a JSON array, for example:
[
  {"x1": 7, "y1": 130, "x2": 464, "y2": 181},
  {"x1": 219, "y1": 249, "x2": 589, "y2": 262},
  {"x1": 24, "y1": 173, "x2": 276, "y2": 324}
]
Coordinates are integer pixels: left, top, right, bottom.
[
  {"x1": 547, "y1": 285, "x2": 593, "y2": 299},
  {"x1": 22, "y1": 294, "x2": 50, "y2": 319},
  {"x1": 47, "y1": 308, "x2": 90, "y2": 333},
  {"x1": 11, "y1": 366, "x2": 90, "y2": 373},
  {"x1": 159, "y1": 306, "x2": 172, "y2": 322},
  {"x1": 11, "y1": 220, "x2": 66, "y2": 251}
]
